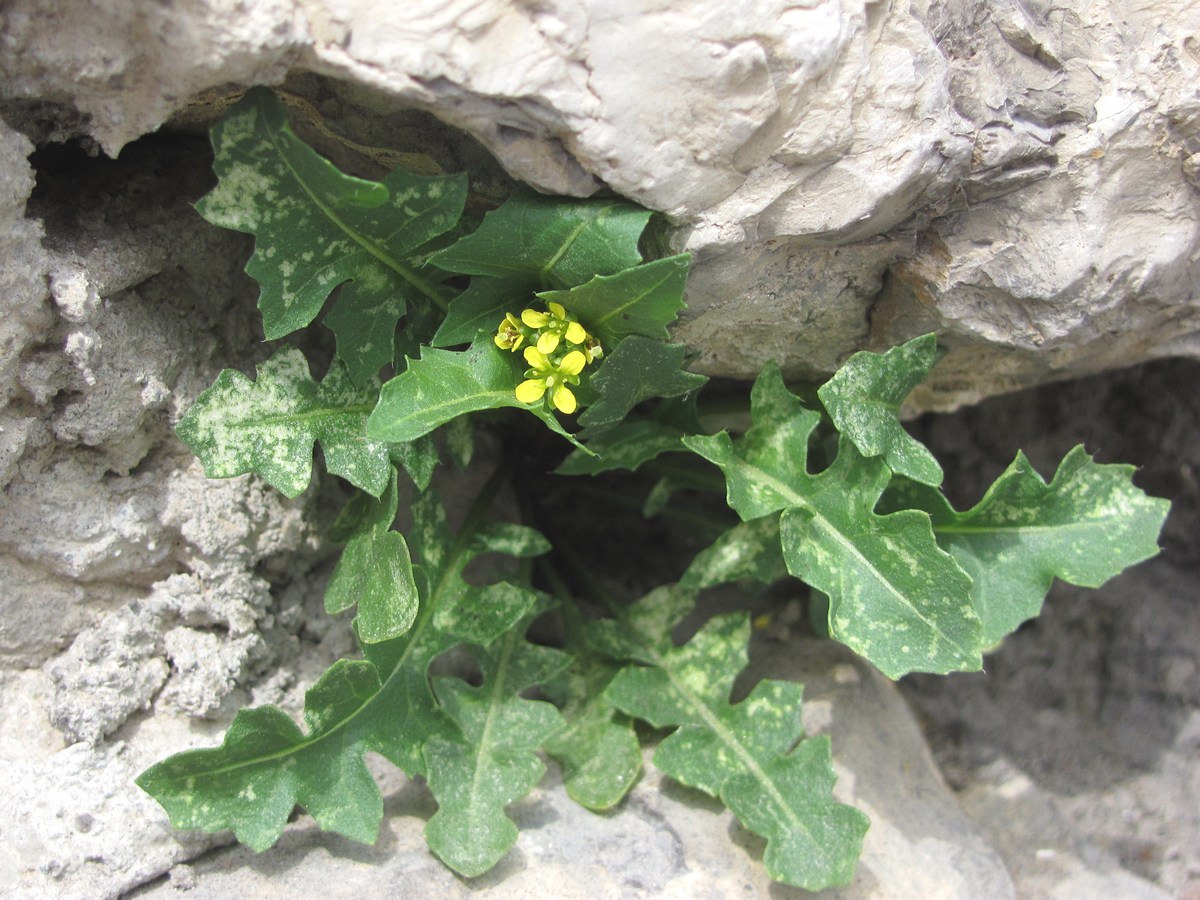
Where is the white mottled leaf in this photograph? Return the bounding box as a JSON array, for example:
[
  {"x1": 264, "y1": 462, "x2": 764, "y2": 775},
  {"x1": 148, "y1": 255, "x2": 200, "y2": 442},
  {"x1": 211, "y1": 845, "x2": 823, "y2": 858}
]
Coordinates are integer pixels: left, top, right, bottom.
[
  {"x1": 817, "y1": 334, "x2": 942, "y2": 487},
  {"x1": 176, "y1": 348, "x2": 393, "y2": 498},
  {"x1": 684, "y1": 364, "x2": 982, "y2": 678}
]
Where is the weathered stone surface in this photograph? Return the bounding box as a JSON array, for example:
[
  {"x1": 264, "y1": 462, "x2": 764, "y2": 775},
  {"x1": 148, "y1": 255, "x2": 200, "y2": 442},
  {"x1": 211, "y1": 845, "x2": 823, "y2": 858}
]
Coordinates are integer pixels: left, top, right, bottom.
[
  {"x1": 956, "y1": 758, "x2": 1171, "y2": 900},
  {"x1": 0, "y1": 130, "x2": 330, "y2": 894},
  {"x1": 0, "y1": 695, "x2": 225, "y2": 900},
  {"x1": 3, "y1": 0, "x2": 1199, "y2": 401}
]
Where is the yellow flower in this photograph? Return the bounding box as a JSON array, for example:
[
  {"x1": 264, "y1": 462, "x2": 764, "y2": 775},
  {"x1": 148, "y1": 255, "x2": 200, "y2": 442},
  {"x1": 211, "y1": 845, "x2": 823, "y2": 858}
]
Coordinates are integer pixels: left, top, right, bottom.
[
  {"x1": 515, "y1": 347, "x2": 587, "y2": 414},
  {"x1": 521, "y1": 301, "x2": 587, "y2": 354},
  {"x1": 493, "y1": 312, "x2": 526, "y2": 351}
]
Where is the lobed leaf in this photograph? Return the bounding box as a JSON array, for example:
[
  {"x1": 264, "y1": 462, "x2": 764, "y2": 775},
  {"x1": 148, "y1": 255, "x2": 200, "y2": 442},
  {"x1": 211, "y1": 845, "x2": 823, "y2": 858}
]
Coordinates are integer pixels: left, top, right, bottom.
[
  {"x1": 176, "y1": 348, "x2": 394, "y2": 498},
  {"x1": 559, "y1": 394, "x2": 707, "y2": 476},
  {"x1": 599, "y1": 590, "x2": 868, "y2": 891},
  {"x1": 424, "y1": 607, "x2": 572, "y2": 877},
  {"x1": 557, "y1": 423, "x2": 685, "y2": 477},
  {"x1": 431, "y1": 276, "x2": 539, "y2": 348},
  {"x1": 136, "y1": 662, "x2": 386, "y2": 851},
  {"x1": 196, "y1": 88, "x2": 466, "y2": 383},
  {"x1": 881, "y1": 446, "x2": 1170, "y2": 646},
  {"x1": 817, "y1": 334, "x2": 943, "y2": 486},
  {"x1": 577, "y1": 337, "x2": 707, "y2": 430},
  {"x1": 678, "y1": 516, "x2": 788, "y2": 591},
  {"x1": 389, "y1": 433, "x2": 440, "y2": 491},
  {"x1": 325, "y1": 470, "x2": 419, "y2": 643},
  {"x1": 684, "y1": 364, "x2": 982, "y2": 678},
  {"x1": 542, "y1": 657, "x2": 642, "y2": 811}
]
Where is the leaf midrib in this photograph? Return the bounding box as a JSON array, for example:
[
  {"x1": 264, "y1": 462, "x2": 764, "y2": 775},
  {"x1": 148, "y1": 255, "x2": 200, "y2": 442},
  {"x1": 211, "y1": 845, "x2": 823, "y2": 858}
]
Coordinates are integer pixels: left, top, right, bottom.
[
  {"x1": 466, "y1": 628, "x2": 517, "y2": 835},
  {"x1": 733, "y1": 455, "x2": 975, "y2": 660},
  {"x1": 932, "y1": 514, "x2": 1134, "y2": 536},
  {"x1": 216, "y1": 403, "x2": 376, "y2": 430},
  {"x1": 264, "y1": 104, "x2": 448, "y2": 307},
  {"x1": 373, "y1": 386, "x2": 514, "y2": 436},
  {"x1": 644, "y1": 633, "x2": 813, "y2": 848}
]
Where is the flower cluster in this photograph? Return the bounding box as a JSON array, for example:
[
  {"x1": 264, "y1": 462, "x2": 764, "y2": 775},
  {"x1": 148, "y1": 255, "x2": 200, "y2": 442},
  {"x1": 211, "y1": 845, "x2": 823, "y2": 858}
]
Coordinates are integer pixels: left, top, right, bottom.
[{"x1": 494, "y1": 301, "x2": 602, "y2": 414}]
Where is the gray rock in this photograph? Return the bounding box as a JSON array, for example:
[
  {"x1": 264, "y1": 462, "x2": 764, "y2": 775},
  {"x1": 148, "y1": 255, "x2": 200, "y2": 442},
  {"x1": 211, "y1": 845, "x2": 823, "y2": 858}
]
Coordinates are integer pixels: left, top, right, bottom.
[
  {"x1": 956, "y1": 758, "x2": 1171, "y2": 900},
  {"x1": 5, "y1": 1, "x2": 1200, "y2": 401},
  {"x1": 47, "y1": 601, "x2": 169, "y2": 745}
]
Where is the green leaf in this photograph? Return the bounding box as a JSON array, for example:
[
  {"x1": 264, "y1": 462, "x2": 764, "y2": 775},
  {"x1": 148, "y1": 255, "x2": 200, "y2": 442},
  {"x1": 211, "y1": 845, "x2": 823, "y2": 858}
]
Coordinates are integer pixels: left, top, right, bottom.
[
  {"x1": 642, "y1": 475, "x2": 681, "y2": 518},
  {"x1": 137, "y1": 491, "x2": 544, "y2": 851},
  {"x1": 444, "y1": 415, "x2": 476, "y2": 469},
  {"x1": 325, "y1": 471, "x2": 419, "y2": 643},
  {"x1": 684, "y1": 364, "x2": 981, "y2": 678},
  {"x1": 817, "y1": 334, "x2": 943, "y2": 487},
  {"x1": 600, "y1": 591, "x2": 868, "y2": 891},
  {"x1": 367, "y1": 337, "x2": 586, "y2": 450},
  {"x1": 473, "y1": 520, "x2": 554, "y2": 558},
  {"x1": 586, "y1": 585, "x2": 696, "y2": 668},
  {"x1": 542, "y1": 656, "x2": 642, "y2": 811},
  {"x1": 424, "y1": 608, "x2": 572, "y2": 877},
  {"x1": 881, "y1": 446, "x2": 1169, "y2": 646},
  {"x1": 433, "y1": 582, "x2": 541, "y2": 646},
  {"x1": 555, "y1": 420, "x2": 687, "y2": 475},
  {"x1": 538, "y1": 255, "x2": 690, "y2": 348},
  {"x1": 176, "y1": 348, "x2": 393, "y2": 498},
  {"x1": 389, "y1": 433, "x2": 440, "y2": 491},
  {"x1": 430, "y1": 276, "x2": 538, "y2": 348},
  {"x1": 577, "y1": 337, "x2": 707, "y2": 429},
  {"x1": 195, "y1": 88, "x2": 466, "y2": 382},
  {"x1": 429, "y1": 186, "x2": 651, "y2": 288},
  {"x1": 679, "y1": 516, "x2": 788, "y2": 591},
  {"x1": 136, "y1": 661, "x2": 386, "y2": 851}
]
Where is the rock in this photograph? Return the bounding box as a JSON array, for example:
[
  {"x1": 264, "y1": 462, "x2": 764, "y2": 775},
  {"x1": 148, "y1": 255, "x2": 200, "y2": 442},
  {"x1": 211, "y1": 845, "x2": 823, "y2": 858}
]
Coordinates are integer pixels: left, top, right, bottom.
[
  {"x1": 3, "y1": 1, "x2": 1199, "y2": 400},
  {"x1": 0, "y1": 118, "x2": 51, "y2": 412},
  {"x1": 129, "y1": 635, "x2": 1012, "y2": 900},
  {"x1": 955, "y1": 758, "x2": 1171, "y2": 900},
  {"x1": 0, "y1": 727, "x2": 225, "y2": 900},
  {"x1": 47, "y1": 601, "x2": 169, "y2": 745},
  {"x1": 0, "y1": 115, "x2": 328, "y2": 897}
]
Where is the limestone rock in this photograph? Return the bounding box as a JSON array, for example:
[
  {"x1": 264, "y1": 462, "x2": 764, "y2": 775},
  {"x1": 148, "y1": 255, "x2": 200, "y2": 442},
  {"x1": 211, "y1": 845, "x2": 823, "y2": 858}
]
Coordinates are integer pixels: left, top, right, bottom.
[
  {"x1": 957, "y1": 758, "x2": 1171, "y2": 900},
  {"x1": 4, "y1": 0, "x2": 1198, "y2": 401},
  {"x1": 47, "y1": 602, "x2": 169, "y2": 745}
]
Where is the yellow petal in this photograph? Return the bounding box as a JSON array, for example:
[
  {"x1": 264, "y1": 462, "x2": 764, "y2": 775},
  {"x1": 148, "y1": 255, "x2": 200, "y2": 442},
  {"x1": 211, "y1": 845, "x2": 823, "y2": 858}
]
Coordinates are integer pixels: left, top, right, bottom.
[
  {"x1": 537, "y1": 331, "x2": 560, "y2": 354},
  {"x1": 515, "y1": 379, "x2": 547, "y2": 404},
  {"x1": 552, "y1": 385, "x2": 577, "y2": 414},
  {"x1": 565, "y1": 321, "x2": 587, "y2": 344},
  {"x1": 559, "y1": 350, "x2": 586, "y2": 377},
  {"x1": 523, "y1": 346, "x2": 549, "y2": 369},
  {"x1": 494, "y1": 333, "x2": 510, "y2": 349},
  {"x1": 522, "y1": 309, "x2": 549, "y2": 328},
  {"x1": 547, "y1": 301, "x2": 567, "y2": 320}
]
